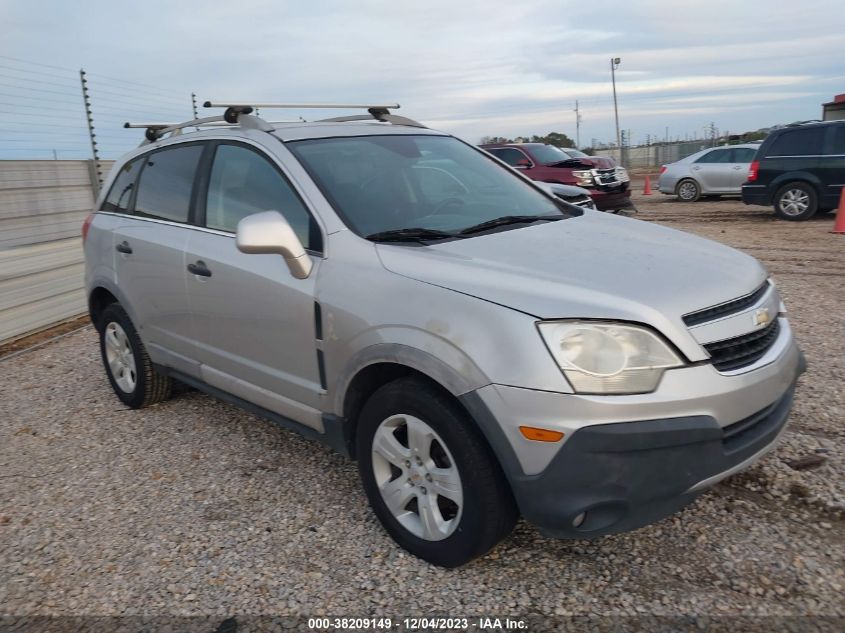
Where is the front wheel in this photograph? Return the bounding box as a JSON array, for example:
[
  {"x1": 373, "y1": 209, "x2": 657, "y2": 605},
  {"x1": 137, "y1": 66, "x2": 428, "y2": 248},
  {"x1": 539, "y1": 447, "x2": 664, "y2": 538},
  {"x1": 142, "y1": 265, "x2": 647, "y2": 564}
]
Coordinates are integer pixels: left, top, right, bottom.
[
  {"x1": 356, "y1": 377, "x2": 517, "y2": 567},
  {"x1": 98, "y1": 303, "x2": 172, "y2": 408},
  {"x1": 676, "y1": 179, "x2": 701, "y2": 202},
  {"x1": 774, "y1": 182, "x2": 817, "y2": 221}
]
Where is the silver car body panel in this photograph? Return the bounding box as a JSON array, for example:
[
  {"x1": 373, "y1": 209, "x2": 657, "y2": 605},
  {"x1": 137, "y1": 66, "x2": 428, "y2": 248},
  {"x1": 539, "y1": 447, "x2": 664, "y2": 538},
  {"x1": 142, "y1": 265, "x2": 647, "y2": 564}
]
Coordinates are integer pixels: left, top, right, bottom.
[{"x1": 377, "y1": 211, "x2": 767, "y2": 362}]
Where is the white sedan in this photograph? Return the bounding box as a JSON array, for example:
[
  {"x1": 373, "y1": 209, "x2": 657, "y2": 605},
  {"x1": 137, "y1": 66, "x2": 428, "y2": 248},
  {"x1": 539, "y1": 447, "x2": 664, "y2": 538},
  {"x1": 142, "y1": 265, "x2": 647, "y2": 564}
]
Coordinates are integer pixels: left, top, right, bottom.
[{"x1": 658, "y1": 144, "x2": 759, "y2": 201}]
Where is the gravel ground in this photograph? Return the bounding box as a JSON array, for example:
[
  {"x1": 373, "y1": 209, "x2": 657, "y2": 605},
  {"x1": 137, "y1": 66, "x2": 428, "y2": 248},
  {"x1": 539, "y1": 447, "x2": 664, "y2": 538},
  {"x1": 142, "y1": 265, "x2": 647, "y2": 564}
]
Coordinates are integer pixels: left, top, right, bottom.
[{"x1": 1, "y1": 192, "x2": 843, "y2": 622}]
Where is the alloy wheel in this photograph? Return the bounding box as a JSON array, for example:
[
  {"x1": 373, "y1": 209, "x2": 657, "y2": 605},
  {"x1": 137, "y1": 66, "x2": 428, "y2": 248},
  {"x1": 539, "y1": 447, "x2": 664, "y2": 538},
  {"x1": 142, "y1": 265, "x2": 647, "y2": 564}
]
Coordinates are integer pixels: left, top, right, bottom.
[
  {"x1": 678, "y1": 181, "x2": 698, "y2": 200},
  {"x1": 779, "y1": 188, "x2": 810, "y2": 216},
  {"x1": 104, "y1": 322, "x2": 137, "y2": 393},
  {"x1": 371, "y1": 414, "x2": 463, "y2": 541}
]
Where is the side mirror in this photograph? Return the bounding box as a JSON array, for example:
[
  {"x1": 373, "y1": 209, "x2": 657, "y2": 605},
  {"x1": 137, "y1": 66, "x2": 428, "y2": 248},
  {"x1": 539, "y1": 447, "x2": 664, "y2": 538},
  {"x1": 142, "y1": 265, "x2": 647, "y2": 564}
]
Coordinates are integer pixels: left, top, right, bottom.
[
  {"x1": 236, "y1": 211, "x2": 312, "y2": 279},
  {"x1": 515, "y1": 158, "x2": 532, "y2": 169}
]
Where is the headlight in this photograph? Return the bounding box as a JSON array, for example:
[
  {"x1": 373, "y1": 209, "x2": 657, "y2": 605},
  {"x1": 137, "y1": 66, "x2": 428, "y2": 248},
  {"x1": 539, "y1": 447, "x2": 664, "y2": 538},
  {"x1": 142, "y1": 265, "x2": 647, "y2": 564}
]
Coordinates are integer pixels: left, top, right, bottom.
[
  {"x1": 537, "y1": 321, "x2": 683, "y2": 394},
  {"x1": 572, "y1": 169, "x2": 594, "y2": 186},
  {"x1": 615, "y1": 167, "x2": 629, "y2": 182}
]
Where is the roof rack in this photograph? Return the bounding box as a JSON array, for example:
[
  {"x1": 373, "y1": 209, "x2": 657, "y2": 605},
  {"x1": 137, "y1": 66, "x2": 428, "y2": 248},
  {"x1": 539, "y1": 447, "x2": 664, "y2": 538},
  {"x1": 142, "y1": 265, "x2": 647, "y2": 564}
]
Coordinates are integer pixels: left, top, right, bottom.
[
  {"x1": 203, "y1": 101, "x2": 427, "y2": 128},
  {"x1": 124, "y1": 100, "x2": 426, "y2": 146}
]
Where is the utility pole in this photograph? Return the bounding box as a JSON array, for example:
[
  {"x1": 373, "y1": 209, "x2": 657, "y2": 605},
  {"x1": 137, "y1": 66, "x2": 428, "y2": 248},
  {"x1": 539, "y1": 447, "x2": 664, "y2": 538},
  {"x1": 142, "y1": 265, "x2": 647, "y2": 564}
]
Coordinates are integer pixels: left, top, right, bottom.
[
  {"x1": 610, "y1": 57, "x2": 621, "y2": 150},
  {"x1": 191, "y1": 92, "x2": 199, "y2": 119},
  {"x1": 79, "y1": 69, "x2": 102, "y2": 191},
  {"x1": 573, "y1": 100, "x2": 582, "y2": 149}
]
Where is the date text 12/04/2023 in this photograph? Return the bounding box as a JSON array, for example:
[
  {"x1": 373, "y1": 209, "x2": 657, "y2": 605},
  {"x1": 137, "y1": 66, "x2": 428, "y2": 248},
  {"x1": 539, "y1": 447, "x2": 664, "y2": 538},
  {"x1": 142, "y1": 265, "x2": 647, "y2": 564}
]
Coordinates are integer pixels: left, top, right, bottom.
[{"x1": 307, "y1": 617, "x2": 528, "y2": 630}]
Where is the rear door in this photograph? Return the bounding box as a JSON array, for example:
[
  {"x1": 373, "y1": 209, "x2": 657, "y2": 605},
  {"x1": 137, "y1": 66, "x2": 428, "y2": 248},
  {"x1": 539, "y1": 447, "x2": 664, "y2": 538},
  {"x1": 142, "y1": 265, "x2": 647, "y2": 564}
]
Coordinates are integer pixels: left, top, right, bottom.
[
  {"x1": 184, "y1": 140, "x2": 325, "y2": 429},
  {"x1": 729, "y1": 147, "x2": 757, "y2": 191},
  {"x1": 691, "y1": 148, "x2": 735, "y2": 192},
  {"x1": 820, "y1": 124, "x2": 845, "y2": 208},
  {"x1": 112, "y1": 143, "x2": 204, "y2": 372}
]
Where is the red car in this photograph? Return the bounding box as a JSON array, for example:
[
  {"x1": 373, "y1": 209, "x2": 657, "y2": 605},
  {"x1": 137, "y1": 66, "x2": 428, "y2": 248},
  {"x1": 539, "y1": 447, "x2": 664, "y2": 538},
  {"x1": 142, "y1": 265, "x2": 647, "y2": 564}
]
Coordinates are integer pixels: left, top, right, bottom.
[{"x1": 480, "y1": 143, "x2": 632, "y2": 212}]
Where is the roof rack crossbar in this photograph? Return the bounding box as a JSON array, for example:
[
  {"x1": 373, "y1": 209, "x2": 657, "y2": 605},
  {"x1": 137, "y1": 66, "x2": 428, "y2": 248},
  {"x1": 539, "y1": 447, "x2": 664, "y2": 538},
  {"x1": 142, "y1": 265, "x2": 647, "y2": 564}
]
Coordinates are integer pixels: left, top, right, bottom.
[
  {"x1": 203, "y1": 101, "x2": 424, "y2": 128},
  {"x1": 203, "y1": 102, "x2": 401, "y2": 110},
  {"x1": 316, "y1": 113, "x2": 427, "y2": 129}
]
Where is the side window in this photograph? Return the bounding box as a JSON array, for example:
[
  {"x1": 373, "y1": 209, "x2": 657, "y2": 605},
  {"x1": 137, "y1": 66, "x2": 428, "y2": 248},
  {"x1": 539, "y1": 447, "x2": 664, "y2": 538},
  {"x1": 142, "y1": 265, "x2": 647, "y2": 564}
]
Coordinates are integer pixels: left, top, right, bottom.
[
  {"x1": 101, "y1": 158, "x2": 142, "y2": 213},
  {"x1": 695, "y1": 149, "x2": 733, "y2": 163},
  {"x1": 134, "y1": 145, "x2": 203, "y2": 222},
  {"x1": 828, "y1": 126, "x2": 845, "y2": 155},
  {"x1": 205, "y1": 144, "x2": 319, "y2": 251},
  {"x1": 491, "y1": 148, "x2": 530, "y2": 167},
  {"x1": 767, "y1": 127, "x2": 825, "y2": 156},
  {"x1": 732, "y1": 148, "x2": 757, "y2": 163}
]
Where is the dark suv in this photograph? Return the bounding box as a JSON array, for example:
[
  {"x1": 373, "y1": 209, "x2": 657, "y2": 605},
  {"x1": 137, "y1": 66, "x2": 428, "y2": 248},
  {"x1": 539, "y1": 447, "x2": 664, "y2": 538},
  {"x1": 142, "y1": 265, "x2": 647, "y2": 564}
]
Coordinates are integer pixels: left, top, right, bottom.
[
  {"x1": 742, "y1": 121, "x2": 845, "y2": 221},
  {"x1": 481, "y1": 143, "x2": 632, "y2": 212}
]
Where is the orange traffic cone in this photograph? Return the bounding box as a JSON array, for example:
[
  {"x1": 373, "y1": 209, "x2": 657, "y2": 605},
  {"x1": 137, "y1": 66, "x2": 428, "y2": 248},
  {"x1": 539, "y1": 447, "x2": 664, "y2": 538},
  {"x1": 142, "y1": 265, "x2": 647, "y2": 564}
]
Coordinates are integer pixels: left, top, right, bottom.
[
  {"x1": 643, "y1": 174, "x2": 652, "y2": 195},
  {"x1": 832, "y1": 188, "x2": 845, "y2": 234}
]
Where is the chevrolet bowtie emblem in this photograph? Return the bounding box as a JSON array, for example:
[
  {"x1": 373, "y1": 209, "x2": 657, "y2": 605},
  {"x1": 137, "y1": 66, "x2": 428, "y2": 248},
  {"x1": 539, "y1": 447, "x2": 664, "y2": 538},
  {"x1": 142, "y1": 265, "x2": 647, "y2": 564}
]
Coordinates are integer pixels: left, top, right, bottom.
[{"x1": 754, "y1": 308, "x2": 771, "y2": 327}]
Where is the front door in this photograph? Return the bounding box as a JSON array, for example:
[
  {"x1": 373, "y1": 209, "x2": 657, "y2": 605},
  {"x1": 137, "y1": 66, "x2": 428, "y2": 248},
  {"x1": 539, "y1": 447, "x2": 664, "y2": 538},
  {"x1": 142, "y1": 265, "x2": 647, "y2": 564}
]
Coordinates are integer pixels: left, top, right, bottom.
[{"x1": 184, "y1": 141, "x2": 325, "y2": 429}]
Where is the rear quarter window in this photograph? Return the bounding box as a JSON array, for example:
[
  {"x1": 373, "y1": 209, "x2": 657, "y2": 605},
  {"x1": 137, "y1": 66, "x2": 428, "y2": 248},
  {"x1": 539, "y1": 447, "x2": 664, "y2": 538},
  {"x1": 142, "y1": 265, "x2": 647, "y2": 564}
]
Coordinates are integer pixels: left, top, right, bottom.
[
  {"x1": 101, "y1": 158, "x2": 142, "y2": 213},
  {"x1": 766, "y1": 127, "x2": 825, "y2": 157},
  {"x1": 828, "y1": 125, "x2": 845, "y2": 155}
]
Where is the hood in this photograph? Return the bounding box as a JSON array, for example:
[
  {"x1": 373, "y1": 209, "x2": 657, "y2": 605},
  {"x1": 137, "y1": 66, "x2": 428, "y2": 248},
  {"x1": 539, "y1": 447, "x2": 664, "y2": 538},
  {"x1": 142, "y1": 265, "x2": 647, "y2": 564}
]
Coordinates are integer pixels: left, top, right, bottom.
[
  {"x1": 376, "y1": 212, "x2": 766, "y2": 360},
  {"x1": 579, "y1": 155, "x2": 617, "y2": 169}
]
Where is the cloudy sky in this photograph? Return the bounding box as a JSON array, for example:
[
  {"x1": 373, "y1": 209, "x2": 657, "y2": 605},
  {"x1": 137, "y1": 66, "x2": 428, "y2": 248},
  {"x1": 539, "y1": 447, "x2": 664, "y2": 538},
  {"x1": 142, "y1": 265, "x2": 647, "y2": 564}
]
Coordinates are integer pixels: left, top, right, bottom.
[{"x1": 1, "y1": 0, "x2": 843, "y2": 158}]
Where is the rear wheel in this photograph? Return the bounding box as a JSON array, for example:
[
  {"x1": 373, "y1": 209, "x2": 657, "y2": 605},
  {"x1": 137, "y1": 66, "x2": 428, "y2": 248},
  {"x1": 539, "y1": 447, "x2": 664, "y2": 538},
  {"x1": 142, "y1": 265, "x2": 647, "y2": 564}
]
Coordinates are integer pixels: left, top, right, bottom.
[
  {"x1": 98, "y1": 303, "x2": 172, "y2": 408},
  {"x1": 676, "y1": 179, "x2": 701, "y2": 202},
  {"x1": 356, "y1": 377, "x2": 517, "y2": 567},
  {"x1": 774, "y1": 182, "x2": 817, "y2": 221}
]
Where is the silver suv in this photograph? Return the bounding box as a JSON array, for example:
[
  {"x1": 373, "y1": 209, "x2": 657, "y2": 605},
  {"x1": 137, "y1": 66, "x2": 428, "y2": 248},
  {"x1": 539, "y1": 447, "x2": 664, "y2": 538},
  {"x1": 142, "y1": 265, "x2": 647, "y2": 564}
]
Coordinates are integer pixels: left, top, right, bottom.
[{"x1": 84, "y1": 104, "x2": 805, "y2": 567}]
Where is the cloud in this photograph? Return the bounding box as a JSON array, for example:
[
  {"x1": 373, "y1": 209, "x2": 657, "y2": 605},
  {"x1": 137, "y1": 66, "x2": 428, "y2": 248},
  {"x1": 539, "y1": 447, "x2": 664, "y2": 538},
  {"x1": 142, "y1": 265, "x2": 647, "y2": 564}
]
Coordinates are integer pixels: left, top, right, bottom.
[{"x1": 0, "y1": 0, "x2": 841, "y2": 157}]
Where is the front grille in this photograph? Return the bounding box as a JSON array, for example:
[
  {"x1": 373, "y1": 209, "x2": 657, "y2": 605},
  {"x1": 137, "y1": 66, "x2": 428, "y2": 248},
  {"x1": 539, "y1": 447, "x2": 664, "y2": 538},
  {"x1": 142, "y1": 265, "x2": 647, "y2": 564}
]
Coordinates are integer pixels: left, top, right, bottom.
[
  {"x1": 704, "y1": 319, "x2": 780, "y2": 372},
  {"x1": 683, "y1": 281, "x2": 771, "y2": 326},
  {"x1": 593, "y1": 168, "x2": 619, "y2": 186}
]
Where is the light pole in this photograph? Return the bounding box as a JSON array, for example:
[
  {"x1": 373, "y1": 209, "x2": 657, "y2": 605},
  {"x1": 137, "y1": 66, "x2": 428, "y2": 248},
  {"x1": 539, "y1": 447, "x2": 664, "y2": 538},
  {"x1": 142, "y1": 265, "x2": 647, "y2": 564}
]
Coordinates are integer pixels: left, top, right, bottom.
[{"x1": 610, "y1": 57, "x2": 621, "y2": 150}]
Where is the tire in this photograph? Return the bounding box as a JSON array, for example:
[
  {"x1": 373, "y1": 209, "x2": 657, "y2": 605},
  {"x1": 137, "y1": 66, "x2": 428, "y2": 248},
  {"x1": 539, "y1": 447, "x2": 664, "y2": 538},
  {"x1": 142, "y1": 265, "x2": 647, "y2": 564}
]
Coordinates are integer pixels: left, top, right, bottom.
[
  {"x1": 676, "y1": 179, "x2": 701, "y2": 202},
  {"x1": 98, "y1": 303, "x2": 172, "y2": 408},
  {"x1": 356, "y1": 377, "x2": 517, "y2": 567},
  {"x1": 774, "y1": 182, "x2": 818, "y2": 221}
]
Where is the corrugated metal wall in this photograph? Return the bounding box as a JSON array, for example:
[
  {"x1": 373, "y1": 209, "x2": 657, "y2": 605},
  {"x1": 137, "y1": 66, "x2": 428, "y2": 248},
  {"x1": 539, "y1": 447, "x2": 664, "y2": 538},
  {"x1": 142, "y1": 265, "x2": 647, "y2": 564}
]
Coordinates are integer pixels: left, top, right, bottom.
[{"x1": 0, "y1": 159, "x2": 114, "y2": 342}]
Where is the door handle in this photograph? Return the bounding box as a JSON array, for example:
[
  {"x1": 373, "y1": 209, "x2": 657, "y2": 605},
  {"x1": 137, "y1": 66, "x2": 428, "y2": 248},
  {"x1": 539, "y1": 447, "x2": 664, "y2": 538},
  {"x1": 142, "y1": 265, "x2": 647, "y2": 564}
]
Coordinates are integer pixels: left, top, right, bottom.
[
  {"x1": 187, "y1": 260, "x2": 212, "y2": 278},
  {"x1": 733, "y1": 165, "x2": 743, "y2": 170},
  {"x1": 115, "y1": 241, "x2": 133, "y2": 254}
]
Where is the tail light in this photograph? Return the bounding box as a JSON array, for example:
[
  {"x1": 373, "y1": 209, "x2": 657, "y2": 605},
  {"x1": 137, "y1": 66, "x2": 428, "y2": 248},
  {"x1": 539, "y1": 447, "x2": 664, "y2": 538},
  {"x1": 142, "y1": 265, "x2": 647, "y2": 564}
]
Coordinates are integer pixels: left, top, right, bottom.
[
  {"x1": 747, "y1": 160, "x2": 759, "y2": 182},
  {"x1": 82, "y1": 213, "x2": 94, "y2": 243},
  {"x1": 659, "y1": 165, "x2": 667, "y2": 175}
]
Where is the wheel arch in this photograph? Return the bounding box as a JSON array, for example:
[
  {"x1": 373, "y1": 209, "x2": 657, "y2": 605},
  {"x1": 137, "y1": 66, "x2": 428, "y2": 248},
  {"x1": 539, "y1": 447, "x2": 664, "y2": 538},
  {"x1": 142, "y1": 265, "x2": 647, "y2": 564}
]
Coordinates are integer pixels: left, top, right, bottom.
[{"x1": 768, "y1": 173, "x2": 823, "y2": 204}]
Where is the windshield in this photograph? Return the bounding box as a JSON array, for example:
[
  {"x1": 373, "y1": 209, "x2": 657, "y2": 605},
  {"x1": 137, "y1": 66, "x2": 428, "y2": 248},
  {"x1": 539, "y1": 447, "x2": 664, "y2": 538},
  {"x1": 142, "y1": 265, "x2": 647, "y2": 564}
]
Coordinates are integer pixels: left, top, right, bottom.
[
  {"x1": 563, "y1": 148, "x2": 590, "y2": 158},
  {"x1": 287, "y1": 135, "x2": 572, "y2": 238},
  {"x1": 527, "y1": 144, "x2": 577, "y2": 165}
]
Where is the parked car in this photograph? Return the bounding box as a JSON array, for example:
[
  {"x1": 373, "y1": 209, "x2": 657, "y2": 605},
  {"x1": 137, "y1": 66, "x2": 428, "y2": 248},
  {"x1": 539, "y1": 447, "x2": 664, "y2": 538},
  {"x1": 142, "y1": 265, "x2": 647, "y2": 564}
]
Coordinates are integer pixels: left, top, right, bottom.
[
  {"x1": 480, "y1": 143, "x2": 632, "y2": 212},
  {"x1": 536, "y1": 181, "x2": 596, "y2": 209},
  {"x1": 742, "y1": 121, "x2": 845, "y2": 220},
  {"x1": 84, "y1": 105, "x2": 804, "y2": 567},
  {"x1": 658, "y1": 144, "x2": 759, "y2": 201}
]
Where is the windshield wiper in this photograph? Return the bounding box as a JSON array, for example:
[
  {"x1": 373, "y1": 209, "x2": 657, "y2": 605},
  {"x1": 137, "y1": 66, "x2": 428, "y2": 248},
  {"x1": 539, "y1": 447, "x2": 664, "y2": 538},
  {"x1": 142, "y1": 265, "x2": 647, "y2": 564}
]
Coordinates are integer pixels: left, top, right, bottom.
[
  {"x1": 458, "y1": 214, "x2": 563, "y2": 235},
  {"x1": 366, "y1": 227, "x2": 457, "y2": 242}
]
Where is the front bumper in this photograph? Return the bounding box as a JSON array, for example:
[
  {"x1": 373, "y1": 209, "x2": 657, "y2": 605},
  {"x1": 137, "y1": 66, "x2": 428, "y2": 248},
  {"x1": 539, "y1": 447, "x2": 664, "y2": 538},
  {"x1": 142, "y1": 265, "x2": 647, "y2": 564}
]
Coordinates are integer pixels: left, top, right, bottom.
[
  {"x1": 460, "y1": 326, "x2": 805, "y2": 539},
  {"x1": 589, "y1": 183, "x2": 632, "y2": 211}
]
